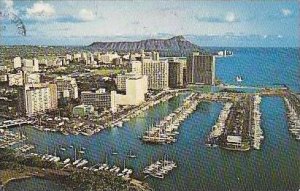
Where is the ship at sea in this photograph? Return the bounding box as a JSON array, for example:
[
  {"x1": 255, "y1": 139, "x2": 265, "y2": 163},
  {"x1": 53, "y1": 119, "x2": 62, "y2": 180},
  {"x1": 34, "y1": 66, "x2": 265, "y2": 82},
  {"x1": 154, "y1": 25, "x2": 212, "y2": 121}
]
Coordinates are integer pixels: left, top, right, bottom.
[{"x1": 236, "y1": 76, "x2": 243, "y2": 83}]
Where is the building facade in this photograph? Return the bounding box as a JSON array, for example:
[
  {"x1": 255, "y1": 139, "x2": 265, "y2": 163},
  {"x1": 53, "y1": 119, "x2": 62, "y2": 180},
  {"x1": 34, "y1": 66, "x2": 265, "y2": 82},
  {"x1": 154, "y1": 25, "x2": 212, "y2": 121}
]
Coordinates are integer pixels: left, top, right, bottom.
[
  {"x1": 81, "y1": 89, "x2": 111, "y2": 110},
  {"x1": 168, "y1": 58, "x2": 184, "y2": 88},
  {"x1": 20, "y1": 83, "x2": 58, "y2": 116},
  {"x1": 141, "y1": 59, "x2": 169, "y2": 90},
  {"x1": 111, "y1": 74, "x2": 148, "y2": 109},
  {"x1": 131, "y1": 61, "x2": 143, "y2": 75},
  {"x1": 22, "y1": 58, "x2": 39, "y2": 72},
  {"x1": 116, "y1": 73, "x2": 139, "y2": 91},
  {"x1": 73, "y1": 105, "x2": 94, "y2": 117},
  {"x1": 13, "y1": 57, "x2": 22, "y2": 68},
  {"x1": 8, "y1": 72, "x2": 23, "y2": 86},
  {"x1": 187, "y1": 52, "x2": 215, "y2": 85},
  {"x1": 55, "y1": 76, "x2": 78, "y2": 99}
]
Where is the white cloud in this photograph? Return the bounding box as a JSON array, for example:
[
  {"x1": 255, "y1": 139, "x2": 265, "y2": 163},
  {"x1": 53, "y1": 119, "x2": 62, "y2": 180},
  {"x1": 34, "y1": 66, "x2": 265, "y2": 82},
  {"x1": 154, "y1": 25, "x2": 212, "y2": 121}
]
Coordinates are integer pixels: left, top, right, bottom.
[
  {"x1": 225, "y1": 12, "x2": 238, "y2": 23},
  {"x1": 27, "y1": 1, "x2": 55, "y2": 18},
  {"x1": 3, "y1": 0, "x2": 18, "y2": 15},
  {"x1": 196, "y1": 12, "x2": 240, "y2": 23},
  {"x1": 281, "y1": 8, "x2": 292, "y2": 17},
  {"x1": 4, "y1": 0, "x2": 13, "y2": 9},
  {"x1": 77, "y1": 9, "x2": 95, "y2": 22}
]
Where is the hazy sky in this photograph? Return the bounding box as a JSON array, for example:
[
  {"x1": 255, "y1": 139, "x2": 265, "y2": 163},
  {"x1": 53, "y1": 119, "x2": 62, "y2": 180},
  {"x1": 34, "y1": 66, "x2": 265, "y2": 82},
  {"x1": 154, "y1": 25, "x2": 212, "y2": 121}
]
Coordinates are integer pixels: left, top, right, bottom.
[{"x1": 1, "y1": 0, "x2": 299, "y2": 47}]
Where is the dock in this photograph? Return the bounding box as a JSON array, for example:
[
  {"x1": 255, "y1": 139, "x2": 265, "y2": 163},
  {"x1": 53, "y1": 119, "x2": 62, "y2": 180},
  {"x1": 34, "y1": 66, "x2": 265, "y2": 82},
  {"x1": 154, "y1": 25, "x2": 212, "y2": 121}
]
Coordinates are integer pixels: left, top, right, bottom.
[
  {"x1": 0, "y1": 119, "x2": 33, "y2": 129},
  {"x1": 284, "y1": 91, "x2": 300, "y2": 140},
  {"x1": 142, "y1": 93, "x2": 200, "y2": 144},
  {"x1": 143, "y1": 156, "x2": 177, "y2": 179},
  {"x1": 205, "y1": 93, "x2": 260, "y2": 151}
]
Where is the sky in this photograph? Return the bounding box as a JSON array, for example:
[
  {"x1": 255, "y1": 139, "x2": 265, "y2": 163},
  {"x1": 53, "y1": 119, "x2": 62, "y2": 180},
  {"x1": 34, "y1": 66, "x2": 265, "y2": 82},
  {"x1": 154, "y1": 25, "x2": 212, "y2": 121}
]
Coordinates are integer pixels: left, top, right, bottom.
[{"x1": 0, "y1": 0, "x2": 299, "y2": 47}]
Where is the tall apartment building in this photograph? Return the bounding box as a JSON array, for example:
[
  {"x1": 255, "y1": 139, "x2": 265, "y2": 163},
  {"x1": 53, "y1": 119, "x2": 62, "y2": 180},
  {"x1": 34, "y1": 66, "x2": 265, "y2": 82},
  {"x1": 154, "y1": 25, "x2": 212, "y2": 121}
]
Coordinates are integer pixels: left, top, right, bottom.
[
  {"x1": 187, "y1": 52, "x2": 215, "y2": 85},
  {"x1": 125, "y1": 75, "x2": 148, "y2": 104},
  {"x1": 19, "y1": 83, "x2": 58, "y2": 116},
  {"x1": 55, "y1": 76, "x2": 78, "y2": 99},
  {"x1": 131, "y1": 61, "x2": 143, "y2": 75},
  {"x1": 116, "y1": 73, "x2": 139, "y2": 91},
  {"x1": 141, "y1": 59, "x2": 169, "y2": 90},
  {"x1": 81, "y1": 89, "x2": 111, "y2": 110},
  {"x1": 112, "y1": 74, "x2": 148, "y2": 108},
  {"x1": 168, "y1": 58, "x2": 184, "y2": 88},
  {"x1": 152, "y1": 51, "x2": 160, "y2": 61},
  {"x1": 13, "y1": 57, "x2": 22, "y2": 68}
]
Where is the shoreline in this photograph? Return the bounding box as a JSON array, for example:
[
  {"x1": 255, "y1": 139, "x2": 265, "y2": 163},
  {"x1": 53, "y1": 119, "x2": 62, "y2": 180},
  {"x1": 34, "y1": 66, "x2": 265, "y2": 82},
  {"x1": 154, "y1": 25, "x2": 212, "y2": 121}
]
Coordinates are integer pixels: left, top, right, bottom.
[
  {"x1": 0, "y1": 167, "x2": 151, "y2": 191},
  {"x1": 1, "y1": 174, "x2": 32, "y2": 188}
]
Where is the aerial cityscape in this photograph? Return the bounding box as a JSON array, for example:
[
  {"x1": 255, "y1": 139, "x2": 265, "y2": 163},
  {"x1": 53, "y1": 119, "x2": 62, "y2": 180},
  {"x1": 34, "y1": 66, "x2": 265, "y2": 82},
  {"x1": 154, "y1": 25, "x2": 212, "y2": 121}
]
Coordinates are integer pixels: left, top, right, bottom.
[{"x1": 0, "y1": 0, "x2": 299, "y2": 191}]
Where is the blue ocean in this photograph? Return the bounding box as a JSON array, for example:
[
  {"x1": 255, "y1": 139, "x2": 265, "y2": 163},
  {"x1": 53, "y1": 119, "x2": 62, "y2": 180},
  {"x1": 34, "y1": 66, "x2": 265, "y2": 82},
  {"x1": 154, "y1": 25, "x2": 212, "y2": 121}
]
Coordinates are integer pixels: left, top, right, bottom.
[{"x1": 4, "y1": 48, "x2": 300, "y2": 191}]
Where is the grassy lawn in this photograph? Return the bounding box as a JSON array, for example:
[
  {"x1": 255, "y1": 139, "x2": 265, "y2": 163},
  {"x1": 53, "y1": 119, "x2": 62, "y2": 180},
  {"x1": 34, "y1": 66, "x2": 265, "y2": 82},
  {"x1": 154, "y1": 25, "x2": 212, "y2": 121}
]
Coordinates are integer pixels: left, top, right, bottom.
[{"x1": 92, "y1": 68, "x2": 122, "y2": 76}]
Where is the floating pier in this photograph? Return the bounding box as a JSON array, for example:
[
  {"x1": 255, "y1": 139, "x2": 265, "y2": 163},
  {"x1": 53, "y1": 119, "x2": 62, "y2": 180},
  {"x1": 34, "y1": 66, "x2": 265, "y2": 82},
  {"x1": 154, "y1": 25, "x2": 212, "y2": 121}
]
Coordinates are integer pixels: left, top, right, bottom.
[{"x1": 142, "y1": 93, "x2": 200, "y2": 144}]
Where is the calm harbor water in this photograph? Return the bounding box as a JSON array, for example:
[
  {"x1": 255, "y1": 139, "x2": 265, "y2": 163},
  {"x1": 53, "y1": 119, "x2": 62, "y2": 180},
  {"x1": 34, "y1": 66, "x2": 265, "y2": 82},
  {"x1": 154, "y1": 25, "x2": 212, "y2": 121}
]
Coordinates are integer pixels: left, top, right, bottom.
[{"x1": 3, "y1": 48, "x2": 300, "y2": 191}]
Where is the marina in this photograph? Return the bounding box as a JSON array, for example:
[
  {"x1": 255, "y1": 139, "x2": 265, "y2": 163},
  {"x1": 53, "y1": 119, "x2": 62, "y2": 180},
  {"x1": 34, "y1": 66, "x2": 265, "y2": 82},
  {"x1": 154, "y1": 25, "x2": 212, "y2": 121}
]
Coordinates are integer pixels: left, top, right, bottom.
[
  {"x1": 205, "y1": 93, "x2": 263, "y2": 151},
  {"x1": 142, "y1": 93, "x2": 199, "y2": 144},
  {"x1": 284, "y1": 92, "x2": 300, "y2": 140},
  {"x1": 251, "y1": 94, "x2": 263, "y2": 149},
  {"x1": 206, "y1": 102, "x2": 233, "y2": 147},
  {"x1": 27, "y1": 90, "x2": 181, "y2": 137},
  {"x1": 2, "y1": 92, "x2": 300, "y2": 191},
  {"x1": 26, "y1": 149, "x2": 137, "y2": 180},
  {"x1": 0, "y1": 129, "x2": 27, "y2": 149},
  {"x1": 0, "y1": 119, "x2": 33, "y2": 129},
  {"x1": 143, "y1": 156, "x2": 177, "y2": 179}
]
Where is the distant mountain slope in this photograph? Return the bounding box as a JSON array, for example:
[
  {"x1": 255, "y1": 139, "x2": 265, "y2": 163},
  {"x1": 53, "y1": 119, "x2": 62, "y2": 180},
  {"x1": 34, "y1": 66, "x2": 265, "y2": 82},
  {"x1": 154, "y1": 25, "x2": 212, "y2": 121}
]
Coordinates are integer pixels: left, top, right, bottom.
[{"x1": 88, "y1": 35, "x2": 204, "y2": 56}]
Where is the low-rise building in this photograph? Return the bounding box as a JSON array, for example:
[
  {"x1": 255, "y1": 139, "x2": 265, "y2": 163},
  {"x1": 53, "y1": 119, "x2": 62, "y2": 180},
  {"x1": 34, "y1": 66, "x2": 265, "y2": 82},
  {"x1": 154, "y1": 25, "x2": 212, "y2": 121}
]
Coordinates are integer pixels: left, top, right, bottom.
[
  {"x1": 81, "y1": 88, "x2": 111, "y2": 110},
  {"x1": 0, "y1": 74, "x2": 8, "y2": 82},
  {"x1": 25, "y1": 73, "x2": 40, "y2": 84},
  {"x1": 8, "y1": 72, "x2": 23, "y2": 86},
  {"x1": 22, "y1": 58, "x2": 39, "y2": 72},
  {"x1": 73, "y1": 104, "x2": 94, "y2": 117}
]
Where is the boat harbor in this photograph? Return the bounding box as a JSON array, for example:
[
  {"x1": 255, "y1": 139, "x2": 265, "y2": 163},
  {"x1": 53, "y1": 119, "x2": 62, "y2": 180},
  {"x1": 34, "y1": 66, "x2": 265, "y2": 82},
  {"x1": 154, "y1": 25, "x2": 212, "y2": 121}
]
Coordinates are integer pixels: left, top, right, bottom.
[
  {"x1": 0, "y1": 119, "x2": 33, "y2": 129},
  {"x1": 27, "y1": 90, "x2": 181, "y2": 137},
  {"x1": 206, "y1": 102, "x2": 233, "y2": 147},
  {"x1": 251, "y1": 94, "x2": 263, "y2": 149},
  {"x1": 14, "y1": 144, "x2": 35, "y2": 153},
  {"x1": 283, "y1": 92, "x2": 300, "y2": 141},
  {"x1": 141, "y1": 93, "x2": 199, "y2": 144},
  {"x1": 0, "y1": 129, "x2": 27, "y2": 149},
  {"x1": 143, "y1": 156, "x2": 177, "y2": 179},
  {"x1": 205, "y1": 94, "x2": 259, "y2": 151},
  {"x1": 25, "y1": 149, "x2": 136, "y2": 181}
]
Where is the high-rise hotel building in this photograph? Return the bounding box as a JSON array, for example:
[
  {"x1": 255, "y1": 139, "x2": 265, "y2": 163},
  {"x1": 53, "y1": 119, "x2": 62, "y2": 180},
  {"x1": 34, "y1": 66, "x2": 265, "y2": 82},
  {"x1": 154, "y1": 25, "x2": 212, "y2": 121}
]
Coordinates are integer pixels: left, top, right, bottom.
[
  {"x1": 19, "y1": 83, "x2": 58, "y2": 116},
  {"x1": 187, "y1": 52, "x2": 215, "y2": 85},
  {"x1": 168, "y1": 58, "x2": 185, "y2": 88},
  {"x1": 141, "y1": 59, "x2": 169, "y2": 90}
]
